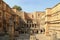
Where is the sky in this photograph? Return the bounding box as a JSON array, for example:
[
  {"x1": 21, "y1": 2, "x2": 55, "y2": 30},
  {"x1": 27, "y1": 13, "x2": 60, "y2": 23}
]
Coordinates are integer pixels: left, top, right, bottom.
[{"x1": 3, "y1": 0, "x2": 60, "y2": 12}]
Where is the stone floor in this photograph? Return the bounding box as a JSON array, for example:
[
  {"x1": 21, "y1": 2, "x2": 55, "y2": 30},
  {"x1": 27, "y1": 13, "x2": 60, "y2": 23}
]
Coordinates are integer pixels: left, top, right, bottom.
[
  {"x1": 0, "y1": 35, "x2": 9, "y2": 40},
  {"x1": 0, "y1": 34, "x2": 60, "y2": 40},
  {"x1": 15, "y1": 34, "x2": 51, "y2": 40}
]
